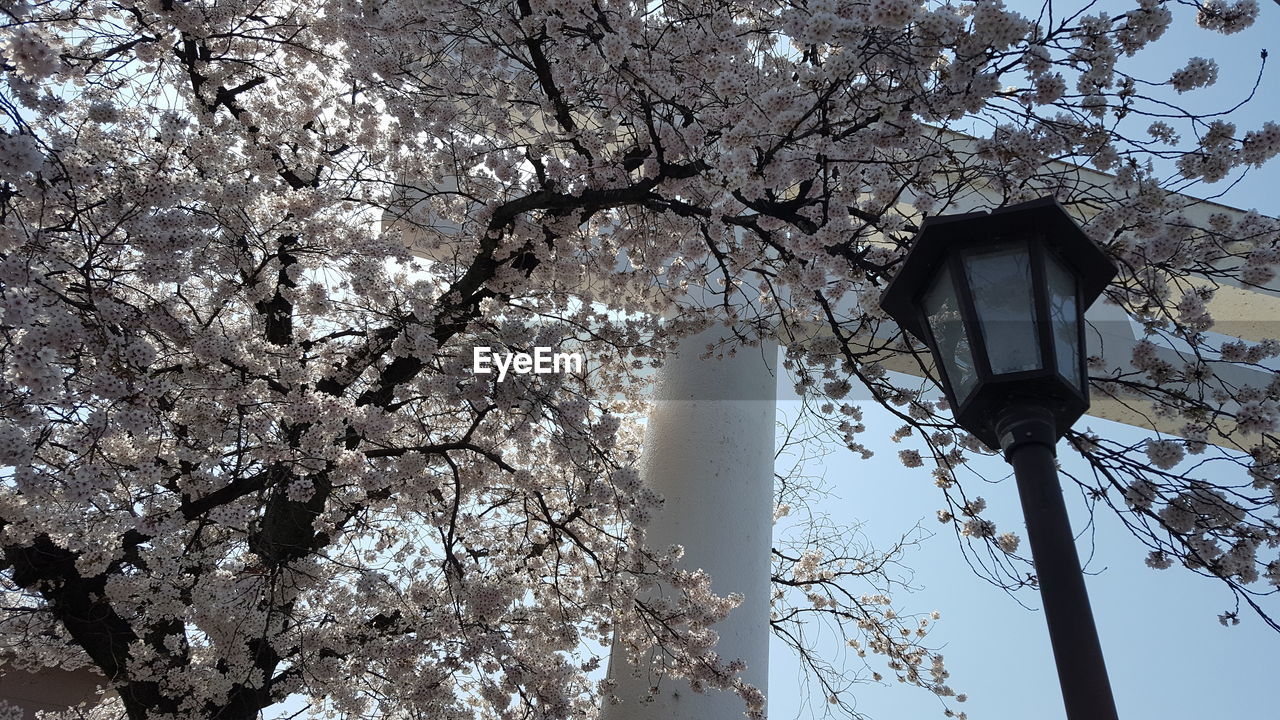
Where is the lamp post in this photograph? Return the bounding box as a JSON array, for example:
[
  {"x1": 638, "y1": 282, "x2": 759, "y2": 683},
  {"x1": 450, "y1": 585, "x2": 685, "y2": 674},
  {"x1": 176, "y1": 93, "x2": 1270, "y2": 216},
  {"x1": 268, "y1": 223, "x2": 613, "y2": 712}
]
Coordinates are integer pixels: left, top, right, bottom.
[{"x1": 880, "y1": 197, "x2": 1120, "y2": 720}]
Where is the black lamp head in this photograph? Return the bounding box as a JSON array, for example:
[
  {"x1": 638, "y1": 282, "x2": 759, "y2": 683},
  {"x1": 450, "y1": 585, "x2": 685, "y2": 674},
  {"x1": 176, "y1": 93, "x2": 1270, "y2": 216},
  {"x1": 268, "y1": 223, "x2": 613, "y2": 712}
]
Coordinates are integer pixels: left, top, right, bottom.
[{"x1": 880, "y1": 197, "x2": 1118, "y2": 449}]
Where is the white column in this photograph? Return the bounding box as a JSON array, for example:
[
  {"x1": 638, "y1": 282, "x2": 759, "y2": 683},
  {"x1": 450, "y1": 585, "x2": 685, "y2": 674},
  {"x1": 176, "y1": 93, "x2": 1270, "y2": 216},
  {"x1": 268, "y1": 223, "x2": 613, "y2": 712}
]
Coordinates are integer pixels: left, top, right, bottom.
[{"x1": 602, "y1": 327, "x2": 777, "y2": 720}]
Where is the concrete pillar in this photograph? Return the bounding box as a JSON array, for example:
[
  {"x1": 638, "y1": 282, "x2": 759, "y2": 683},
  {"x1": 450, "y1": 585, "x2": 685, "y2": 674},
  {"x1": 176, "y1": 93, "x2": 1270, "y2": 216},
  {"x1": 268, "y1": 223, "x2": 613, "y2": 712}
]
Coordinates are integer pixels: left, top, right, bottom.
[{"x1": 602, "y1": 327, "x2": 777, "y2": 720}]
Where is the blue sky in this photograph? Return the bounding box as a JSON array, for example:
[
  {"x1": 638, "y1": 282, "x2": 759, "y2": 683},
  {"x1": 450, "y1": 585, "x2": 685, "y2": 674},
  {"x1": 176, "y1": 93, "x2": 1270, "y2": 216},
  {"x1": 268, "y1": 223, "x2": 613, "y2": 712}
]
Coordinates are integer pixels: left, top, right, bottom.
[{"x1": 769, "y1": 394, "x2": 1278, "y2": 720}]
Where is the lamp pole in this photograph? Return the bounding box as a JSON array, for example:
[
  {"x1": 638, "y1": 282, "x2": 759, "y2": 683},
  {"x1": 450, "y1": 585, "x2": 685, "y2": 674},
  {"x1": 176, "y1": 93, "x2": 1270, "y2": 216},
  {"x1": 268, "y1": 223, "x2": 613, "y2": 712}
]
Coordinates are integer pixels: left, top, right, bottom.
[
  {"x1": 996, "y1": 405, "x2": 1119, "y2": 720},
  {"x1": 879, "y1": 197, "x2": 1124, "y2": 720}
]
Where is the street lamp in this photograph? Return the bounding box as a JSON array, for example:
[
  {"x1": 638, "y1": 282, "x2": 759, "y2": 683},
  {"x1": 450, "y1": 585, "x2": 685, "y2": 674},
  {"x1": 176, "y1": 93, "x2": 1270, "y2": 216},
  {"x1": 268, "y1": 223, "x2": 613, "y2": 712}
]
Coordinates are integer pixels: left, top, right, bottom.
[{"x1": 880, "y1": 196, "x2": 1120, "y2": 720}]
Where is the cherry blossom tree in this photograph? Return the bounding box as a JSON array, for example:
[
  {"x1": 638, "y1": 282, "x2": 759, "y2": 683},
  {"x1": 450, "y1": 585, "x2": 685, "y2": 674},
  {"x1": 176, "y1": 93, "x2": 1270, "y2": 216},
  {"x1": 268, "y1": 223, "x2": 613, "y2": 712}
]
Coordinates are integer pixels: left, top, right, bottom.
[{"x1": 2, "y1": 0, "x2": 1278, "y2": 718}]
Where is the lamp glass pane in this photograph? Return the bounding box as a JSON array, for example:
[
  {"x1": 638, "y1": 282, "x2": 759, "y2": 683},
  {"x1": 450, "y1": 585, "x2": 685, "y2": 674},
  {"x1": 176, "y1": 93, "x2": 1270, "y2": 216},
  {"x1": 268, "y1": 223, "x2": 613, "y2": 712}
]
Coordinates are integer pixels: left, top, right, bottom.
[
  {"x1": 923, "y1": 266, "x2": 978, "y2": 404},
  {"x1": 1045, "y1": 252, "x2": 1082, "y2": 392},
  {"x1": 963, "y1": 243, "x2": 1042, "y2": 374}
]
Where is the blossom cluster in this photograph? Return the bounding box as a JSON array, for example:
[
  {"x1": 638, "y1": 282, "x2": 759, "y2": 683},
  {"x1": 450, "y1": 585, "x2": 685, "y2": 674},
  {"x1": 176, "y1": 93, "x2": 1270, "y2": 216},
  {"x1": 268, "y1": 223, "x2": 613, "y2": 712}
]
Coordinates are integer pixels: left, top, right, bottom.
[{"x1": 1169, "y1": 58, "x2": 1218, "y2": 93}]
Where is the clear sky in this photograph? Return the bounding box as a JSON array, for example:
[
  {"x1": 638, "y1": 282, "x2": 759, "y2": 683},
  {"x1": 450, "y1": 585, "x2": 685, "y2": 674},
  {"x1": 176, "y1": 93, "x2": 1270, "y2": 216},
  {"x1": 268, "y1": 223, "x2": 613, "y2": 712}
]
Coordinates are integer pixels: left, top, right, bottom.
[
  {"x1": 769, "y1": 391, "x2": 1278, "y2": 720},
  {"x1": 768, "y1": 4, "x2": 1280, "y2": 719}
]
